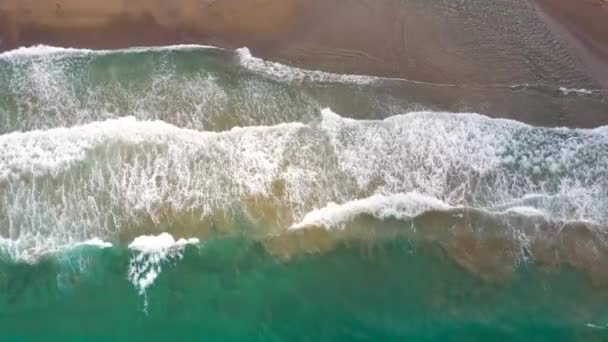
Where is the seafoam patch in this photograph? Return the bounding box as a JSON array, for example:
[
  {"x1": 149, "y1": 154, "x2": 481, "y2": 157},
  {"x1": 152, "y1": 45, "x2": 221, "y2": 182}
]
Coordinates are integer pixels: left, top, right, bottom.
[
  {"x1": 75, "y1": 238, "x2": 113, "y2": 249},
  {"x1": 0, "y1": 44, "x2": 221, "y2": 60},
  {"x1": 290, "y1": 192, "x2": 452, "y2": 230},
  {"x1": 127, "y1": 233, "x2": 199, "y2": 312},
  {"x1": 559, "y1": 87, "x2": 594, "y2": 96}
]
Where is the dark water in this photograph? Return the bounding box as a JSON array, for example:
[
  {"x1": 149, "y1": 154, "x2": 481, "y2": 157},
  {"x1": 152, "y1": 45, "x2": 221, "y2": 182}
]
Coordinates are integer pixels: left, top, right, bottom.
[{"x1": 0, "y1": 45, "x2": 607, "y2": 340}]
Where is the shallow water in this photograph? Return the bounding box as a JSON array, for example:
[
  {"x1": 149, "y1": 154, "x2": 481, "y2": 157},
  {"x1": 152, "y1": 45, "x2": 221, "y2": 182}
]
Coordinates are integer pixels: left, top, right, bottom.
[{"x1": 0, "y1": 45, "x2": 607, "y2": 340}]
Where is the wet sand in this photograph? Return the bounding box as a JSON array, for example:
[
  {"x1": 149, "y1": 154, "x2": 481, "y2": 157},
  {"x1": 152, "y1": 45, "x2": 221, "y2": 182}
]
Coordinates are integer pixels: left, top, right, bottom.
[
  {"x1": 1, "y1": 0, "x2": 607, "y2": 125},
  {"x1": 533, "y1": 0, "x2": 608, "y2": 88}
]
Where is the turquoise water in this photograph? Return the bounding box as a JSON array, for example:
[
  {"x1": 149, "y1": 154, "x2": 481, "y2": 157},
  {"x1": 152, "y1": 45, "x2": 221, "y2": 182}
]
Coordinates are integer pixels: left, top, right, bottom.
[
  {"x1": 1, "y1": 236, "x2": 608, "y2": 340},
  {"x1": 0, "y1": 45, "x2": 608, "y2": 340}
]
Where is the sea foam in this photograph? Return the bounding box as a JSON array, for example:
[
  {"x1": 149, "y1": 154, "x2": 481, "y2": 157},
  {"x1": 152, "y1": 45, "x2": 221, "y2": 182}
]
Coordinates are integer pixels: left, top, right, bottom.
[
  {"x1": 128, "y1": 233, "x2": 199, "y2": 311},
  {"x1": 236, "y1": 47, "x2": 381, "y2": 85},
  {"x1": 290, "y1": 192, "x2": 451, "y2": 230},
  {"x1": 0, "y1": 109, "x2": 607, "y2": 262}
]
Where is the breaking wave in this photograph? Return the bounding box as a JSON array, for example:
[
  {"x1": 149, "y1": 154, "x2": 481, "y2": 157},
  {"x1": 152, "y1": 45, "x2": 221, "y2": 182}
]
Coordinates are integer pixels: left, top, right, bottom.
[{"x1": 0, "y1": 108, "x2": 606, "y2": 265}]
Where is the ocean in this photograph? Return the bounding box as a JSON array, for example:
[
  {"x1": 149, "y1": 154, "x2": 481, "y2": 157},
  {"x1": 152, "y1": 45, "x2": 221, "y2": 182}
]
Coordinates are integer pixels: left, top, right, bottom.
[{"x1": 0, "y1": 45, "x2": 607, "y2": 340}]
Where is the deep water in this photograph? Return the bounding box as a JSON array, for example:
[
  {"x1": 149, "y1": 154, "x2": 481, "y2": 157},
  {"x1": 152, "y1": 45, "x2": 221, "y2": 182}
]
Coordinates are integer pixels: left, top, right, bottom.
[{"x1": 1, "y1": 236, "x2": 608, "y2": 341}]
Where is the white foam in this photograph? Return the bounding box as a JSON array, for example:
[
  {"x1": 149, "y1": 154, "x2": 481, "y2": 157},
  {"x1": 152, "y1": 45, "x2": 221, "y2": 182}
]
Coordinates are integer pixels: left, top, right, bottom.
[
  {"x1": 0, "y1": 44, "x2": 222, "y2": 60},
  {"x1": 2, "y1": 44, "x2": 602, "y2": 97},
  {"x1": 128, "y1": 233, "x2": 199, "y2": 253},
  {"x1": 0, "y1": 116, "x2": 306, "y2": 261},
  {"x1": 504, "y1": 206, "x2": 546, "y2": 217},
  {"x1": 236, "y1": 47, "x2": 380, "y2": 85},
  {"x1": 559, "y1": 87, "x2": 594, "y2": 95},
  {"x1": 2, "y1": 44, "x2": 605, "y2": 137},
  {"x1": 289, "y1": 192, "x2": 590, "y2": 232},
  {"x1": 1, "y1": 47, "x2": 326, "y2": 135},
  {"x1": 0, "y1": 45, "x2": 96, "y2": 59},
  {"x1": 322, "y1": 107, "x2": 531, "y2": 128},
  {"x1": 316, "y1": 109, "x2": 607, "y2": 226},
  {"x1": 76, "y1": 238, "x2": 113, "y2": 249},
  {"x1": 289, "y1": 192, "x2": 559, "y2": 231},
  {"x1": 290, "y1": 192, "x2": 452, "y2": 230},
  {"x1": 236, "y1": 47, "x2": 606, "y2": 95},
  {"x1": 127, "y1": 233, "x2": 199, "y2": 311},
  {"x1": 0, "y1": 116, "x2": 305, "y2": 181},
  {"x1": 1, "y1": 109, "x2": 607, "y2": 261}
]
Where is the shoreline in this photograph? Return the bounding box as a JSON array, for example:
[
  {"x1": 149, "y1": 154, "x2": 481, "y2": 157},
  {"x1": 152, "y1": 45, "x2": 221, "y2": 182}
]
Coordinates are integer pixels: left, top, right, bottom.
[{"x1": 0, "y1": 0, "x2": 606, "y2": 87}]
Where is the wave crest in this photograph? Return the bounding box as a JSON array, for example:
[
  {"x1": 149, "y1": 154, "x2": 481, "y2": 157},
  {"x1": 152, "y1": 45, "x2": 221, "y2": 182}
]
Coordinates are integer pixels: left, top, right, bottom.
[{"x1": 0, "y1": 109, "x2": 607, "y2": 261}]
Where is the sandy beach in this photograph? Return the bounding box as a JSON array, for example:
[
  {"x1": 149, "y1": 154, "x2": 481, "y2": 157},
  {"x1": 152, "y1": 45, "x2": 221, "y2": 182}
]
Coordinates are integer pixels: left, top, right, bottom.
[{"x1": 0, "y1": 0, "x2": 606, "y2": 85}]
